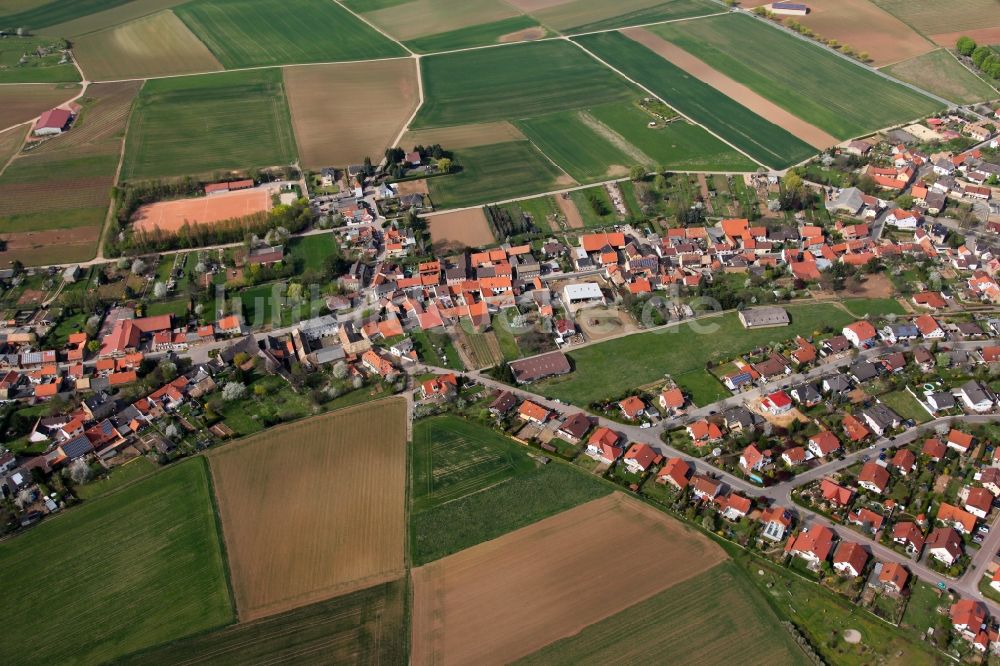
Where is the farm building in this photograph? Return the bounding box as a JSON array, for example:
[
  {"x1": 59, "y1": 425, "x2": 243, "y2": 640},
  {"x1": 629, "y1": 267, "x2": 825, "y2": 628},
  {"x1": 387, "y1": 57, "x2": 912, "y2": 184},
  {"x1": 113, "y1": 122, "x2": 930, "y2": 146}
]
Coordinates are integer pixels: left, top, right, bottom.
[
  {"x1": 738, "y1": 307, "x2": 789, "y2": 329},
  {"x1": 768, "y1": 2, "x2": 808, "y2": 15},
  {"x1": 508, "y1": 351, "x2": 571, "y2": 384},
  {"x1": 34, "y1": 108, "x2": 73, "y2": 136},
  {"x1": 562, "y1": 283, "x2": 606, "y2": 312}
]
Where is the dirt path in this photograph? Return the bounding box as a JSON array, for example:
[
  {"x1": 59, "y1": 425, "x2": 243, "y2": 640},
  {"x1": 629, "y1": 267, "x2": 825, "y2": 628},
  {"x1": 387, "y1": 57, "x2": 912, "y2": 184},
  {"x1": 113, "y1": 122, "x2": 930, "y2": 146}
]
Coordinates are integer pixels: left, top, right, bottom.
[
  {"x1": 556, "y1": 193, "x2": 584, "y2": 228},
  {"x1": 622, "y1": 27, "x2": 840, "y2": 150},
  {"x1": 578, "y1": 110, "x2": 653, "y2": 165},
  {"x1": 697, "y1": 173, "x2": 713, "y2": 214}
]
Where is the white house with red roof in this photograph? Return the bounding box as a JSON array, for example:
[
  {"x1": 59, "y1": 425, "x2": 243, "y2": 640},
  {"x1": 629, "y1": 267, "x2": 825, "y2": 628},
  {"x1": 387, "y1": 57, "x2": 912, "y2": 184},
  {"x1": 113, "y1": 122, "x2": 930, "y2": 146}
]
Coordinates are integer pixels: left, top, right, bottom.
[
  {"x1": 789, "y1": 525, "x2": 836, "y2": 565},
  {"x1": 690, "y1": 474, "x2": 721, "y2": 501},
  {"x1": 832, "y1": 541, "x2": 869, "y2": 577},
  {"x1": 739, "y1": 444, "x2": 770, "y2": 473},
  {"x1": 843, "y1": 321, "x2": 877, "y2": 348},
  {"x1": 760, "y1": 390, "x2": 792, "y2": 415},
  {"x1": 586, "y1": 427, "x2": 622, "y2": 464},
  {"x1": 623, "y1": 443, "x2": 661, "y2": 474},
  {"x1": 808, "y1": 430, "x2": 841, "y2": 458},
  {"x1": 858, "y1": 461, "x2": 890, "y2": 494},
  {"x1": 656, "y1": 457, "x2": 691, "y2": 489},
  {"x1": 618, "y1": 396, "x2": 646, "y2": 420}
]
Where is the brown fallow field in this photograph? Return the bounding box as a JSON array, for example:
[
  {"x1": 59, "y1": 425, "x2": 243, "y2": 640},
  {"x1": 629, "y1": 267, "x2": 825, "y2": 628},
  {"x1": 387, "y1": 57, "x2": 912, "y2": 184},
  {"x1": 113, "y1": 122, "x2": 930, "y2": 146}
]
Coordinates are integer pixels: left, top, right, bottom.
[
  {"x1": 427, "y1": 207, "x2": 496, "y2": 251},
  {"x1": 401, "y1": 121, "x2": 526, "y2": 151},
  {"x1": 743, "y1": 0, "x2": 934, "y2": 67},
  {"x1": 284, "y1": 59, "x2": 419, "y2": 169},
  {"x1": 0, "y1": 83, "x2": 80, "y2": 130},
  {"x1": 411, "y1": 493, "x2": 727, "y2": 666},
  {"x1": 362, "y1": 0, "x2": 520, "y2": 41},
  {"x1": 931, "y1": 27, "x2": 1000, "y2": 49},
  {"x1": 208, "y1": 398, "x2": 408, "y2": 621},
  {"x1": 0, "y1": 226, "x2": 101, "y2": 265}
]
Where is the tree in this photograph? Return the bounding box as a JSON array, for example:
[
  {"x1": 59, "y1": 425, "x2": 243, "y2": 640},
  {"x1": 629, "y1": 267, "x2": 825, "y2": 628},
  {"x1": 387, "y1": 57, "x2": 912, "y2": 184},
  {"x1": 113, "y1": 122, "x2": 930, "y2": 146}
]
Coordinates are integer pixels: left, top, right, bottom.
[
  {"x1": 165, "y1": 424, "x2": 179, "y2": 440},
  {"x1": 15, "y1": 488, "x2": 33, "y2": 510},
  {"x1": 972, "y1": 45, "x2": 993, "y2": 68},
  {"x1": 352, "y1": 375, "x2": 364, "y2": 389},
  {"x1": 131, "y1": 258, "x2": 147, "y2": 275},
  {"x1": 436, "y1": 157, "x2": 453, "y2": 173},
  {"x1": 332, "y1": 361, "x2": 348, "y2": 379},
  {"x1": 153, "y1": 281, "x2": 167, "y2": 298},
  {"x1": 956, "y1": 36, "x2": 977, "y2": 56},
  {"x1": 68, "y1": 458, "x2": 91, "y2": 485},
  {"x1": 86, "y1": 340, "x2": 100, "y2": 353},
  {"x1": 222, "y1": 381, "x2": 246, "y2": 401},
  {"x1": 895, "y1": 194, "x2": 914, "y2": 210},
  {"x1": 629, "y1": 165, "x2": 646, "y2": 181}
]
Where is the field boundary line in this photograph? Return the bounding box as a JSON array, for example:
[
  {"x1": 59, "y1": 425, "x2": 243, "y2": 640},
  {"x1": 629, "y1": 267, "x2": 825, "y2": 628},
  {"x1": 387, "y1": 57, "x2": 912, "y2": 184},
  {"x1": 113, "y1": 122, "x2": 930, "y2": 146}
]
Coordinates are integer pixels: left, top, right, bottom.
[
  {"x1": 0, "y1": 123, "x2": 29, "y2": 178},
  {"x1": 96, "y1": 79, "x2": 144, "y2": 263},
  {"x1": 330, "y1": 0, "x2": 414, "y2": 56},
  {"x1": 389, "y1": 55, "x2": 424, "y2": 152},
  {"x1": 566, "y1": 36, "x2": 769, "y2": 169}
]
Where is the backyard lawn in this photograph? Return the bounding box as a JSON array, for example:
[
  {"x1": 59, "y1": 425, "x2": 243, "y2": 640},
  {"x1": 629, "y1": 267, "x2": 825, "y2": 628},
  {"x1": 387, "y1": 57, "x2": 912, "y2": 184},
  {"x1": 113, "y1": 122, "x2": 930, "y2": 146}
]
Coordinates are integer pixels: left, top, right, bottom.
[{"x1": 537, "y1": 302, "x2": 860, "y2": 406}]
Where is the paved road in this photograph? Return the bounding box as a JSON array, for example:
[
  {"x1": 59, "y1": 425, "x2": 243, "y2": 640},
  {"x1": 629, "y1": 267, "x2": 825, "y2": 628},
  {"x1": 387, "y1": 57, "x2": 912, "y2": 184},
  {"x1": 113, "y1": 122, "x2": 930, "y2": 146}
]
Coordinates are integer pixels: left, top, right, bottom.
[{"x1": 410, "y1": 336, "x2": 1000, "y2": 614}]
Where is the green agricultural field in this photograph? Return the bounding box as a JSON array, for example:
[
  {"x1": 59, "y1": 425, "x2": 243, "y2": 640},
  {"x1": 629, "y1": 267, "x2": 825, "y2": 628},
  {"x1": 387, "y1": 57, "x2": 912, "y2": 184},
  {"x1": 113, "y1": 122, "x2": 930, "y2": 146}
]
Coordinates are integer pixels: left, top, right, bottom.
[
  {"x1": 121, "y1": 69, "x2": 297, "y2": 180},
  {"x1": 412, "y1": 415, "x2": 537, "y2": 511},
  {"x1": 532, "y1": 0, "x2": 718, "y2": 34},
  {"x1": 537, "y1": 303, "x2": 859, "y2": 406},
  {"x1": 411, "y1": 461, "x2": 611, "y2": 565},
  {"x1": 412, "y1": 40, "x2": 637, "y2": 128},
  {"x1": 589, "y1": 103, "x2": 758, "y2": 172},
  {"x1": 574, "y1": 31, "x2": 817, "y2": 169},
  {"x1": 648, "y1": 14, "x2": 942, "y2": 139},
  {"x1": 0, "y1": 0, "x2": 134, "y2": 30},
  {"x1": 74, "y1": 456, "x2": 157, "y2": 500},
  {"x1": 0, "y1": 459, "x2": 233, "y2": 666},
  {"x1": 517, "y1": 560, "x2": 809, "y2": 665},
  {"x1": 501, "y1": 193, "x2": 559, "y2": 232},
  {"x1": 428, "y1": 140, "x2": 569, "y2": 208},
  {"x1": 519, "y1": 102, "x2": 758, "y2": 181},
  {"x1": 884, "y1": 49, "x2": 997, "y2": 105},
  {"x1": 518, "y1": 110, "x2": 634, "y2": 183},
  {"x1": 121, "y1": 580, "x2": 405, "y2": 665},
  {"x1": 405, "y1": 15, "x2": 546, "y2": 53},
  {"x1": 0, "y1": 35, "x2": 80, "y2": 83},
  {"x1": 176, "y1": 0, "x2": 404, "y2": 68}
]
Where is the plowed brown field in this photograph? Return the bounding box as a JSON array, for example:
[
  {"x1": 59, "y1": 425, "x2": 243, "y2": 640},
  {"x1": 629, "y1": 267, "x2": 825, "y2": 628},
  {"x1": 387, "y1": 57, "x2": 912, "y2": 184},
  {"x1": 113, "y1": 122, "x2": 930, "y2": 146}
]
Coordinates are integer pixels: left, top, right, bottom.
[
  {"x1": 411, "y1": 493, "x2": 726, "y2": 665},
  {"x1": 0, "y1": 83, "x2": 79, "y2": 131},
  {"x1": 427, "y1": 207, "x2": 495, "y2": 251},
  {"x1": 285, "y1": 59, "x2": 419, "y2": 168},
  {"x1": 208, "y1": 399, "x2": 407, "y2": 621}
]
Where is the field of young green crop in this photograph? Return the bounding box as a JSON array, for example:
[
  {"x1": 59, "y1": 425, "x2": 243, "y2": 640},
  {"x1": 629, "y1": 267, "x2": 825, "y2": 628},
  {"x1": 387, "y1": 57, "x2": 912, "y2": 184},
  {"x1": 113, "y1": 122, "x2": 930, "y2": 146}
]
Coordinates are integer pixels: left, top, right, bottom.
[
  {"x1": 574, "y1": 31, "x2": 817, "y2": 169},
  {"x1": 412, "y1": 40, "x2": 637, "y2": 128},
  {"x1": 532, "y1": 0, "x2": 718, "y2": 34},
  {"x1": 175, "y1": 0, "x2": 405, "y2": 68},
  {"x1": 0, "y1": 0, "x2": 134, "y2": 31},
  {"x1": 517, "y1": 110, "x2": 635, "y2": 183},
  {"x1": 404, "y1": 15, "x2": 545, "y2": 53},
  {"x1": 428, "y1": 140, "x2": 569, "y2": 208},
  {"x1": 121, "y1": 69, "x2": 297, "y2": 180},
  {"x1": 0, "y1": 459, "x2": 233, "y2": 666},
  {"x1": 649, "y1": 14, "x2": 941, "y2": 139}
]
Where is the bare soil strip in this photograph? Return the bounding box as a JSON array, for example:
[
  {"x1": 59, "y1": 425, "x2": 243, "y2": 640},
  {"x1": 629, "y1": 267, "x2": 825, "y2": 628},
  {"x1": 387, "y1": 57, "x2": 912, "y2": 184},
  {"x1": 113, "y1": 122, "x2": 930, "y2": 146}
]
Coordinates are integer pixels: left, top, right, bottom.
[
  {"x1": 931, "y1": 26, "x2": 1000, "y2": 48},
  {"x1": 624, "y1": 27, "x2": 838, "y2": 149},
  {"x1": 506, "y1": 0, "x2": 573, "y2": 10},
  {"x1": 578, "y1": 110, "x2": 654, "y2": 165},
  {"x1": 428, "y1": 207, "x2": 495, "y2": 249},
  {"x1": 411, "y1": 493, "x2": 726, "y2": 665},
  {"x1": 556, "y1": 192, "x2": 584, "y2": 228},
  {"x1": 401, "y1": 121, "x2": 526, "y2": 151},
  {"x1": 498, "y1": 26, "x2": 547, "y2": 42}
]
